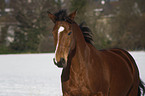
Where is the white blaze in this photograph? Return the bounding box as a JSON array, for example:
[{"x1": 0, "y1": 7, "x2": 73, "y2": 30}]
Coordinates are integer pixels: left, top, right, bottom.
[
  {"x1": 55, "y1": 26, "x2": 65, "y2": 62},
  {"x1": 58, "y1": 26, "x2": 65, "y2": 33}
]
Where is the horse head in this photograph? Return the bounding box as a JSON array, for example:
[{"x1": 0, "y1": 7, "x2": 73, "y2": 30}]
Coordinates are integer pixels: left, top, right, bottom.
[{"x1": 48, "y1": 10, "x2": 77, "y2": 68}]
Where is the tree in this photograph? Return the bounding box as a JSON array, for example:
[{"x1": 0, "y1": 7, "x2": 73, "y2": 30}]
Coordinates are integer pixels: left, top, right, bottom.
[
  {"x1": 10, "y1": 0, "x2": 57, "y2": 52},
  {"x1": 136, "y1": 0, "x2": 145, "y2": 13},
  {"x1": 110, "y1": 0, "x2": 145, "y2": 50},
  {"x1": 122, "y1": 15, "x2": 145, "y2": 50},
  {"x1": 0, "y1": 0, "x2": 6, "y2": 15},
  {"x1": 0, "y1": 0, "x2": 6, "y2": 46}
]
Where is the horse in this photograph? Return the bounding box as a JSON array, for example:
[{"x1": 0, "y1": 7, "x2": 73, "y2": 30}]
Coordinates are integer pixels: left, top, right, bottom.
[{"x1": 48, "y1": 9, "x2": 145, "y2": 96}]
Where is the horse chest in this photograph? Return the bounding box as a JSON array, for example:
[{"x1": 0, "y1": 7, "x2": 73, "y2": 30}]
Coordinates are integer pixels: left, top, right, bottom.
[{"x1": 62, "y1": 68, "x2": 92, "y2": 95}]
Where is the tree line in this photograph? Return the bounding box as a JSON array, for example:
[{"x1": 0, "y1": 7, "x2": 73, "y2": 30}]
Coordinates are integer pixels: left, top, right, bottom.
[{"x1": 0, "y1": 0, "x2": 145, "y2": 54}]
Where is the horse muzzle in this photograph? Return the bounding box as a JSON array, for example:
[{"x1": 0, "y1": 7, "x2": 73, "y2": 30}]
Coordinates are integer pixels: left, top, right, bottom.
[{"x1": 53, "y1": 58, "x2": 67, "y2": 68}]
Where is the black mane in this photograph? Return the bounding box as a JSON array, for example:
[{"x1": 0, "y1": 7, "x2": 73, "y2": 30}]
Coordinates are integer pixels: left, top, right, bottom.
[
  {"x1": 79, "y1": 23, "x2": 94, "y2": 45},
  {"x1": 54, "y1": 9, "x2": 94, "y2": 45}
]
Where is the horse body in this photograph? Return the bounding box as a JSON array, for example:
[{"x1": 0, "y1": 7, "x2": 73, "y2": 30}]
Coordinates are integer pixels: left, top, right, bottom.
[
  {"x1": 61, "y1": 23, "x2": 137, "y2": 96},
  {"x1": 48, "y1": 10, "x2": 145, "y2": 96}
]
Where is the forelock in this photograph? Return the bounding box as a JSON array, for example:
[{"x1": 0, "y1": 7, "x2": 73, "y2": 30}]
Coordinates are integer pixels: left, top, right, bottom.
[{"x1": 54, "y1": 9, "x2": 67, "y2": 21}]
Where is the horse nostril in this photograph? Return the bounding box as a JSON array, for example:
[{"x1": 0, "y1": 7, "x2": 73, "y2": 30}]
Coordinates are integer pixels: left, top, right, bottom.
[{"x1": 60, "y1": 58, "x2": 65, "y2": 64}]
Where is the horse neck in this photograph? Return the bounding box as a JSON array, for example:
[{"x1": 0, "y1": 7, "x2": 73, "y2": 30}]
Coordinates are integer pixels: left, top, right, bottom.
[
  {"x1": 72, "y1": 23, "x2": 88, "y2": 57},
  {"x1": 61, "y1": 23, "x2": 90, "y2": 81},
  {"x1": 71, "y1": 23, "x2": 90, "y2": 69}
]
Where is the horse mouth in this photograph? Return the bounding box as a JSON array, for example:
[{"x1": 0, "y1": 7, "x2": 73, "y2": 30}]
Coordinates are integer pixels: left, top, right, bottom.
[{"x1": 53, "y1": 58, "x2": 67, "y2": 68}]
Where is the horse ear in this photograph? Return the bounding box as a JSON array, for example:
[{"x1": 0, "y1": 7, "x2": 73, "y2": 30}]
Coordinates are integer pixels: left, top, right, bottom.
[
  {"x1": 47, "y1": 11, "x2": 57, "y2": 23},
  {"x1": 68, "y1": 9, "x2": 77, "y2": 20}
]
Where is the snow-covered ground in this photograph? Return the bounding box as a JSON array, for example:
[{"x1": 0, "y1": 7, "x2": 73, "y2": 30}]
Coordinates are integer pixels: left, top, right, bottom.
[{"x1": 0, "y1": 52, "x2": 144, "y2": 96}]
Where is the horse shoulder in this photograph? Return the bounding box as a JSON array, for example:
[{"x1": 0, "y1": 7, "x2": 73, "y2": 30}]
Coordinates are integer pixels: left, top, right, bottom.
[{"x1": 85, "y1": 44, "x2": 110, "y2": 94}]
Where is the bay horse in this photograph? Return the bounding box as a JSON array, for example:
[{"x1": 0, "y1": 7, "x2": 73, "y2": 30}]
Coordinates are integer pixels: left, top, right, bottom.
[{"x1": 48, "y1": 9, "x2": 145, "y2": 96}]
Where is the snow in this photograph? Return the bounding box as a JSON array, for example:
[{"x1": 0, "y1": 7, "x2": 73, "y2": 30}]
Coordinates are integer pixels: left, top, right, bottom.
[
  {"x1": 0, "y1": 53, "x2": 62, "y2": 96},
  {"x1": 0, "y1": 52, "x2": 145, "y2": 96},
  {"x1": 129, "y1": 51, "x2": 145, "y2": 81}
]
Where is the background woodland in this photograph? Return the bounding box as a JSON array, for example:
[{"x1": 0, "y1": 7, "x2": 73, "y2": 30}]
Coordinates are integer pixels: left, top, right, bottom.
[{"x1": 0, "y1": 0, "x2": 145, "y2": 54}]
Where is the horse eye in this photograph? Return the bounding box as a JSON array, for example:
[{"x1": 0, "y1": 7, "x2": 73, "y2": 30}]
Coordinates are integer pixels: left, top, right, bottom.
[{"x1": 68, "y1": 32, "x2": 72, "y2": 35}]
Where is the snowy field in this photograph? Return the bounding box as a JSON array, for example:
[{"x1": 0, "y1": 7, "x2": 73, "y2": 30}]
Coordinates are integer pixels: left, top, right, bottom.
[{"x1": 0, "y1": 52, "x2": 145, "y2": 96}]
